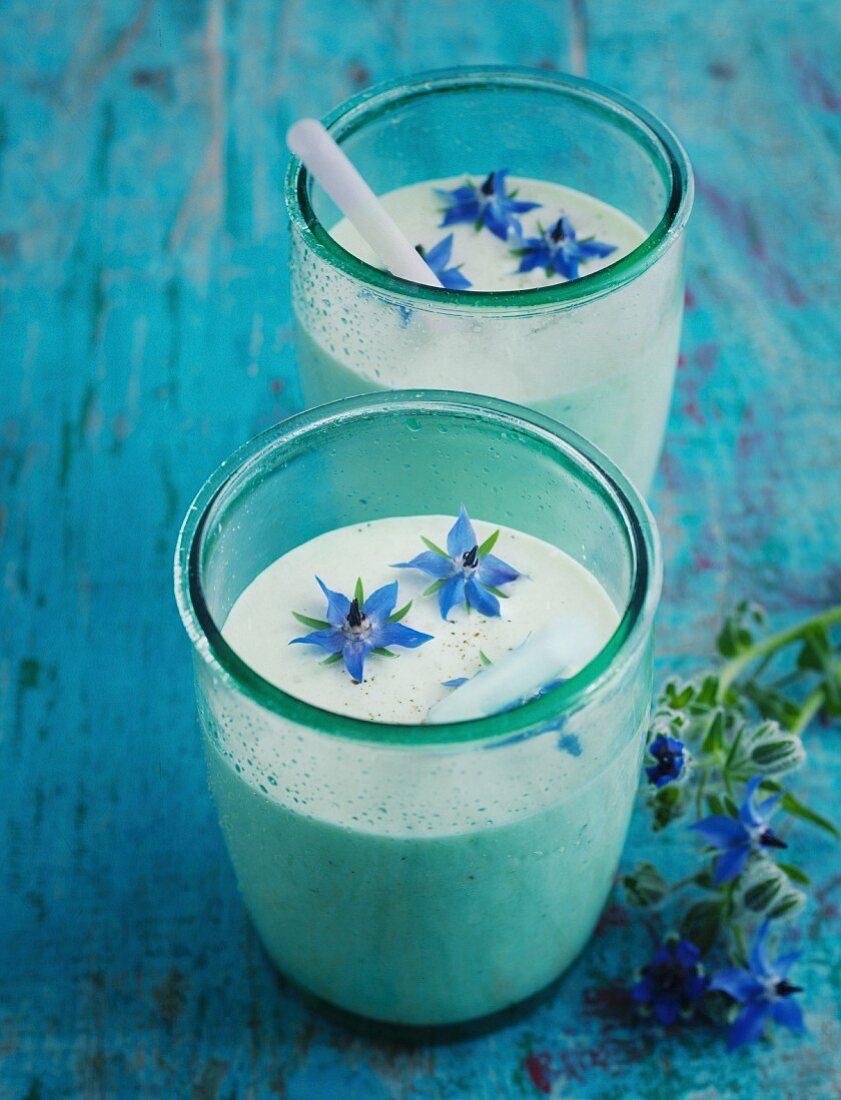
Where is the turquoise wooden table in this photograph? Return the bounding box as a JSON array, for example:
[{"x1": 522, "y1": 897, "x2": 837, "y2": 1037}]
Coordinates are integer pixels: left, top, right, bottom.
[{"x1": 2, "y1": 2, "x2": 840, "y2": 1096}]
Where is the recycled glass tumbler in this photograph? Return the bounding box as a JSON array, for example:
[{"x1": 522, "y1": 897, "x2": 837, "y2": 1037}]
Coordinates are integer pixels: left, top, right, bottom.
[
  {"x1": 174, "y1": 390, "x2": 662, "y2": 1034},
  {"x1": 285, "y1": 66, "x2": 693, "y2": 495}
]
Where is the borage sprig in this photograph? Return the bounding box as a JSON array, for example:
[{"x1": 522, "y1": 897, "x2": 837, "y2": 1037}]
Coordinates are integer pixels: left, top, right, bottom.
[{"x1": 624, "y1": 600, "x2": 841, "y2": 1049}]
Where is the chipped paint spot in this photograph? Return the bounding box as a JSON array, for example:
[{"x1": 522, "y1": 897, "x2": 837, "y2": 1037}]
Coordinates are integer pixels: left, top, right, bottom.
[
  {"x1": 523, "y1": 1050, "x2": 554, "y2": 1094},
  {"x1": 152, "y1": 967, "x2": 188, "y2": 1031},
  {"x1": 793, "y1": 51, "x2": 841, "y2": 112}
]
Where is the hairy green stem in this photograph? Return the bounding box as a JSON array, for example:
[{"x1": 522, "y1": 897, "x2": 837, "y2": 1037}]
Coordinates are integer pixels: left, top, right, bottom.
[
  {"x1": 790, "y1": 687, "x2": 826, "y2": 738},
  {"x1": 717, "y1": 604, "x2": 841, "y2": 696}
]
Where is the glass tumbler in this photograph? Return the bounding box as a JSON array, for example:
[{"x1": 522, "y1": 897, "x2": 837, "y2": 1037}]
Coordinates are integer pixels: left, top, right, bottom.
[
  {"x1": 174, "y1": 390, "x2": 662, "y2": 1033},
  {"x1": 286, "y1": 66, "x2": 694, "y2": 494}
]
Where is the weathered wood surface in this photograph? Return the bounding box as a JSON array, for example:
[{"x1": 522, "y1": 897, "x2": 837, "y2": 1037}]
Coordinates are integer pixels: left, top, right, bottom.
[{"x1": 2, "y1": 1, "x2": 840, "y2": 1096}]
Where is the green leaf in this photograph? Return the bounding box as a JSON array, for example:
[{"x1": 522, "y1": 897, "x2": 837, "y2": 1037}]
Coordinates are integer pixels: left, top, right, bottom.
[
  {"x1": 479, "y1": 650, "x2": 493, "y2": 667},
  {"x1": 796, "y1": 624, "x2": 832, "y2": 672},
  {"x1": 421, "y1": 536, "x2": 449, "y2": 557},
  {"x1": 354, "y1": 577, "x2": 364, "y2": 604},
  {"x1": 779, "y1": 791, "x2": 840, "y2": 840},
  {"x1": 388, "y1": 600, "x2": 413, "y2": 624},
  {"x1": 722, "y1": 795, "x2": 740, "y2": 818},
  {"x1": 372, "y1": 647, "x2": 397, "y2": 658},
  {"x1": 723, "y1": 723, "x2": 745, "y2": 771},
  {"x1": 662, "y1": 678, "x2": 696, "y2": 711},
  {"x1": 292, "y1": 612, "x2": 331, "y2": 630},
  {"x1": 701, "y1": 709, "x2": 726, "y2": 755},
  {"x1": 777, "y1": 862, "x2": 810, "y2": 886},
  {"x1": 320, "y1": 652, "x2": 343, "y2": 666},
  {"x1": 824, "y1": 665, "x2": 841, "y2": 717},
  {"x1": 477, "y1": 529, "x2": 500, "y2": 557},
  {"x1": 621, "y1": 861, "x2": 669, "y2": 908},
  {"x1": 484, "y1": 585, "x2": 509, "y2": 599},
  {"x1": 693, "y1": 868, "x2": 714, "y2": 890},
  {"x1": 650, "y1": 782, "x2": 686, "y2": 831},
  {"x1": 716, "y1": 600, "x2": 767, "y2": 658},
  {"x1": 679, "y1": 899, "x2": 722, "y2": 955},
  {"x1": 696, "y1": 675, "x2": 722, "y2": 709},
  {"x1": 706, "y1": 793, "x2": 726, "y2": 816},
  {"x1": 423, "y1": 580, "x2": 445, "y2": 598},
  {"x1": 741, "y1": 681, "x2": 803, "y2": 729}
]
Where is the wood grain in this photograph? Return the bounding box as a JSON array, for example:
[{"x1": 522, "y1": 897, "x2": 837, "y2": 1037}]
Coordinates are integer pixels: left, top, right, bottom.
[{"x1": 1, "y1": 0, "x2": 839, "y2": 1095}]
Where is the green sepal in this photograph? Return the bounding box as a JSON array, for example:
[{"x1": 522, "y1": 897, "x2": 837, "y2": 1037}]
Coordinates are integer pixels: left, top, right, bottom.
[
  {"x1": 767, "y1": 893, "x2": 804, "y2": 918},
  {"x1": 420, "y1": 536, "x2": 449, "y2": 557},
  {"x1": 477, "y1": 529, "x2": 500, "y2": 557},
  {"x1": 715, "y1": 600, "x2": 767, "y2": 658},
  {"x1": 679, "y1": 899, "x2": 722, "y2": 955},
  {"x1": 354, "y1": 577, "x2": 364, "y2": 604},
  {"x1": 621, "y1": 861, "x2": 669, "y2": 908},
  {"x1": 777, "y1": 862, "x2": 810, "y2": 886},
  {"x1": 423, "y1": 579, "x2": 446, "y2": 597},
  {"x1": 372, "y1": 648, "x2": 397, "y2": 658},
  {"x1": 701, "y1": 709, "x2": 726, "y2": 755},
  {"x1": 292, "y1": 612, "x2": 331, "y2": 630},
  {"x1": 320, "y1": 652, "x2": 343, "y2": 666},
  {"x1": 742, "y1": 875, "x2": 784, "y2": 912},
  {"x1": 388, "y1": 600, "x2": 413, "y2": 624}
]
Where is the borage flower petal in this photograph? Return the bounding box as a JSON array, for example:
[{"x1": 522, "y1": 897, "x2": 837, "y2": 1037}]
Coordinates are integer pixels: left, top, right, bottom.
[
  {"x1": 392, "y1": 550, "x2": 454, "y2": 580},
  {"x1": 416, "y1": 234, "x2": 472, "y2": 291},
  {"x1": 447, "y1": 505, "x2": 477, "y2": 556}
]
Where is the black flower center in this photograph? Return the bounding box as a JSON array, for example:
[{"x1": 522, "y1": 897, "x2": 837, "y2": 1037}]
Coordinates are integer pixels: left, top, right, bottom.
[
  {"x1": 346, "y1": 598, "x2": 365, "y2": 630},
  {"x1": 480, "y1": 172, "x2": 495, "y2": 197},
  {"x1": 462, "y1": 544, "x2": 479, "y2": 570},
  {"x1": 653, "y1": 745, "x2": 682, "y2": 777},
  {"x1": 550, "y1": 220, "x2": 566, "y2": 243},
  {"x1": 759, "y1": 827, "x2": 787, "y2": 850},
  {"x1": 647, "y1": 960, "x2": 690, "y2": 998},
  {"x1": 774, "y1": 978, "x2": 802, "y2": 997}
]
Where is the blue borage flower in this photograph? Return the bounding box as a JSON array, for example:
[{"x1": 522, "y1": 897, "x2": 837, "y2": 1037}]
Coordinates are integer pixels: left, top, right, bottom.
[
  {"x1": 646, "y1": 734, "x2": 688, "y2": 788},
  {"x1": 290, "y1": 578, "x2": 432, "y2": 683},
  {"x1": 416, "y1": 234, "x2": 472, "y2": 290},
  {"x1": 513, "y1": 215, "x2": 617, "y2": 280},
  {"x1": 393, "y1": 505, "x2": 521, "y2": 620},
  {"x1": 436, "y1": 170, "x2": 541, "y2": 241},
  {"x1": 710, "y1": 920, "x2": 804, "y2": 1049},
  {"x1": 691, "y1": 776, "x2": 786, "y2": 884},
  {"x1": 631, "y1": 937, "x2": 709, "y2": 1025}
]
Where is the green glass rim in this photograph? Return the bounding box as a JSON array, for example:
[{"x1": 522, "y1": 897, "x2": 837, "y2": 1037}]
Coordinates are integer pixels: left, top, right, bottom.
[
  {"x1": 285, "y1": 65, "x2": 694, "y2": 310},
  {"x1": 174, "y1": 391, "x2": 662, "y2": 747}
]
